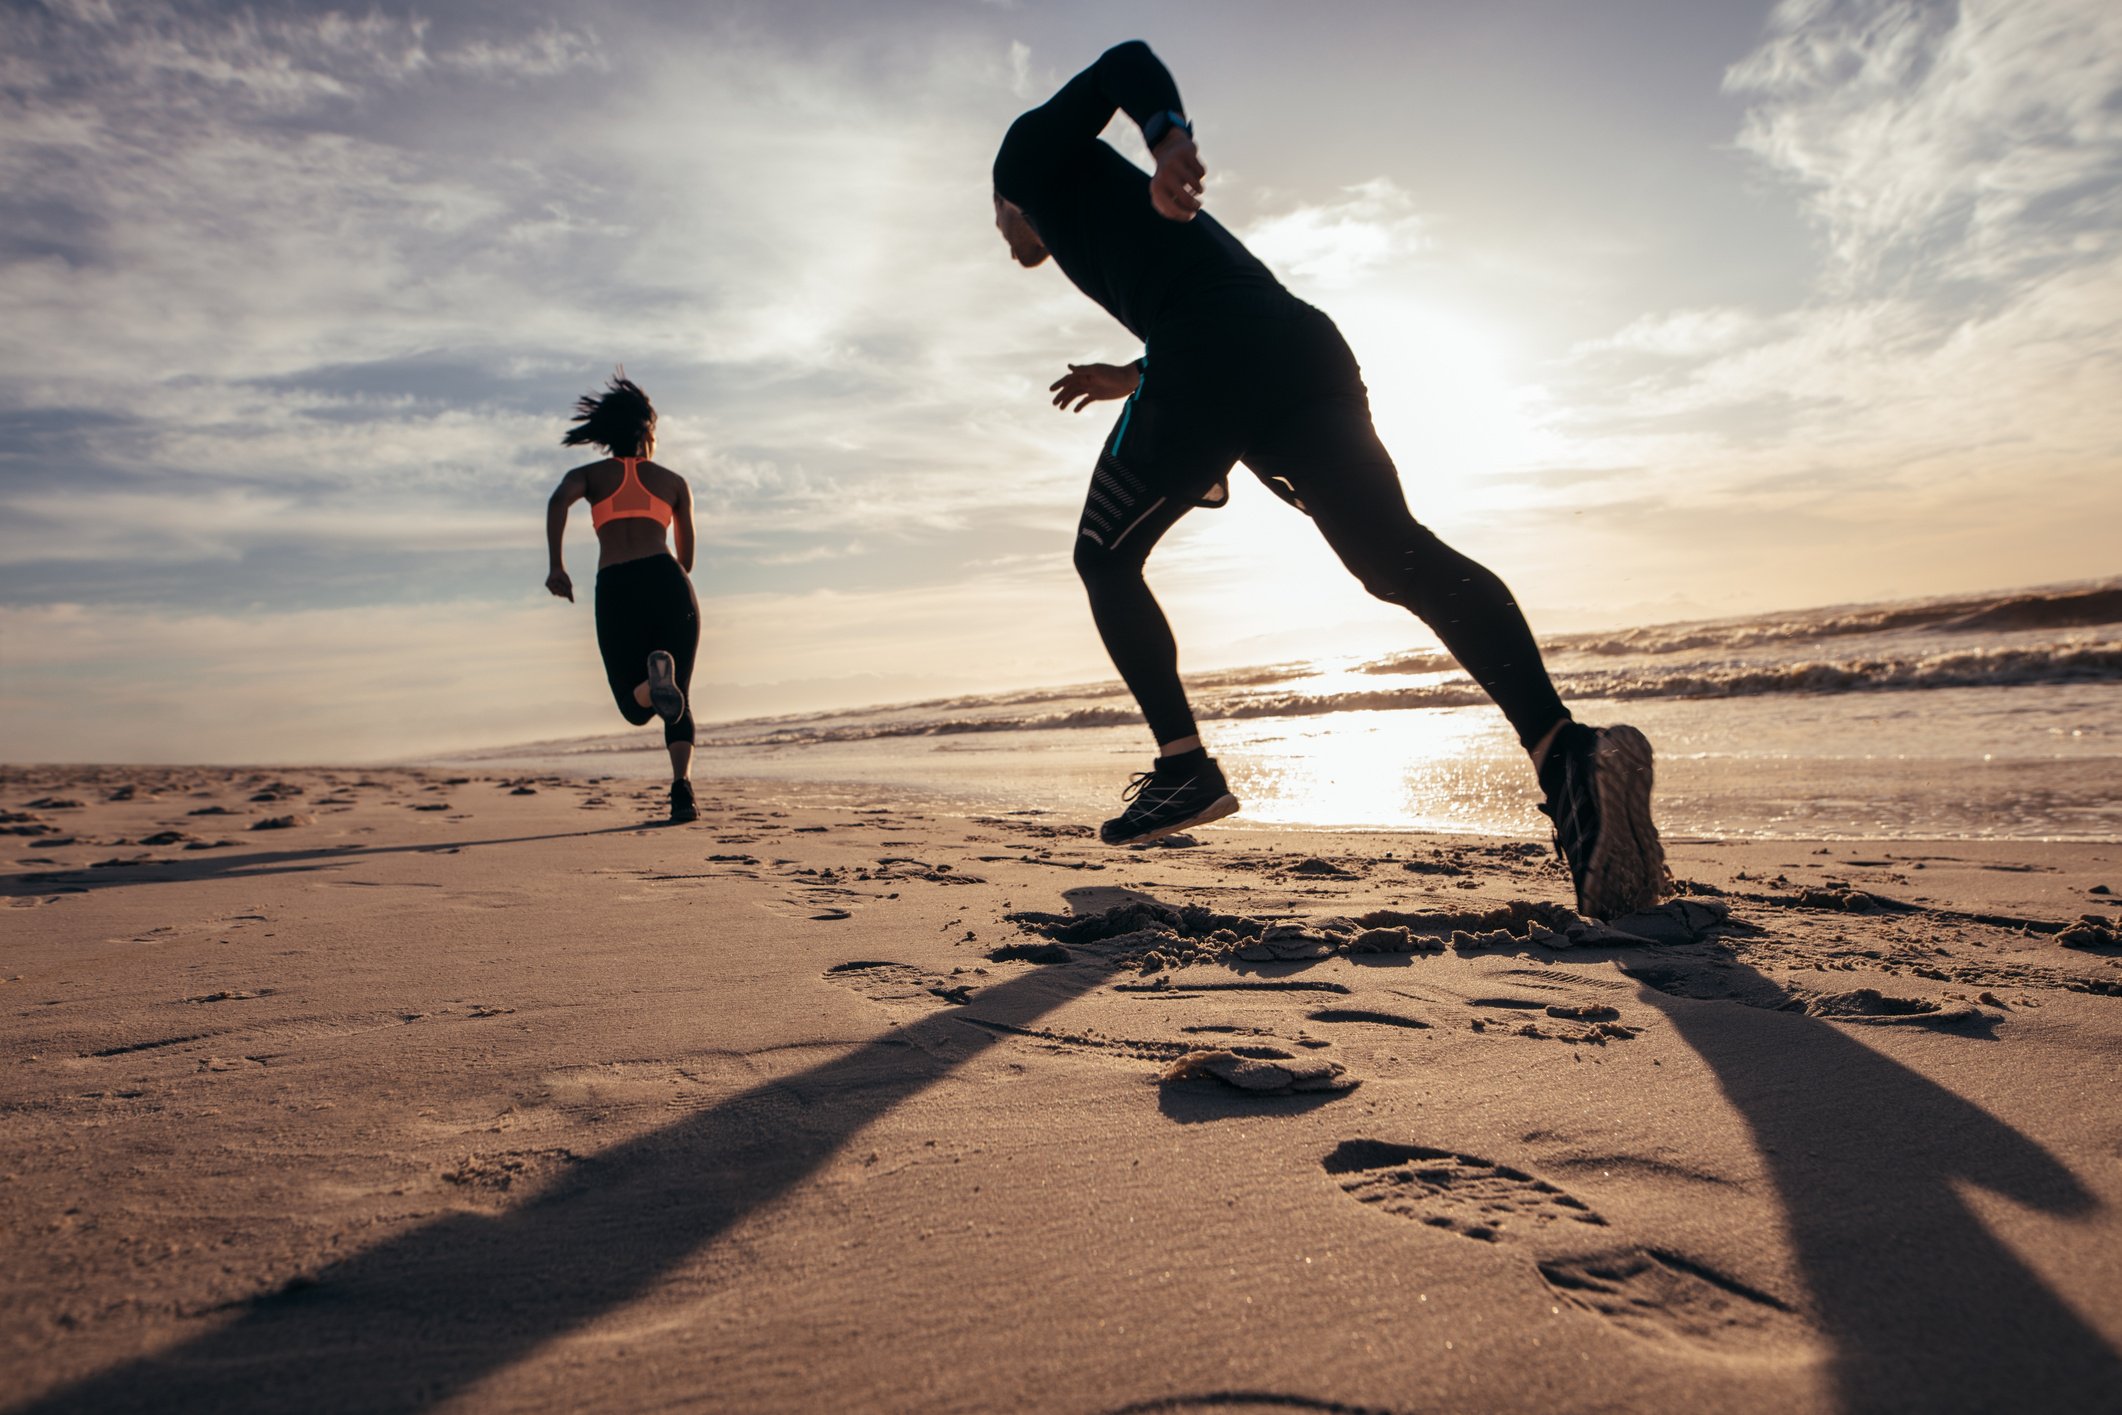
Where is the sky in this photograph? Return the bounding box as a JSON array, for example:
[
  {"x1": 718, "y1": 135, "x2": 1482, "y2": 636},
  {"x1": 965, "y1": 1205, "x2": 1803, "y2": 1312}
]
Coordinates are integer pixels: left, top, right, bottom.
[{"x1": 1, "y1": 0, "x2": 2118, "y2": 762}]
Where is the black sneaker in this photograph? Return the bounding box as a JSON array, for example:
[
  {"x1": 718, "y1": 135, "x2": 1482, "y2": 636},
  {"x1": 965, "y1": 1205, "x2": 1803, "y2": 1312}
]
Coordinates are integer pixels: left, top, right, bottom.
[
  {"x1": 645, "y1": 650, "x2": 685, "y2": 725},
  {"x1": 1538, "y1": 723, "x2": 1666, "y2": 919},
  {"x1": 1099, "y1": 752, "x2": 1240, "y2": 846},
  {"x1": 668, "y1": 779, "x2": 699, "y2": 825}
]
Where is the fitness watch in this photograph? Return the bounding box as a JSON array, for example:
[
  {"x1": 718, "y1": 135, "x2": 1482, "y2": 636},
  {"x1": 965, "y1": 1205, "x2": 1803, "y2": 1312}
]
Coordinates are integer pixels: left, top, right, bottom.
[{"x1": 1141, "y1": 109, "x2": 1192, "y2": 151}]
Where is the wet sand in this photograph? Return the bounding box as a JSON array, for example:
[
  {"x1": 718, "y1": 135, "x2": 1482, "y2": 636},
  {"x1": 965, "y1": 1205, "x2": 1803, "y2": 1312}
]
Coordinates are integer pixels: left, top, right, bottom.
[{"x1": 4, "y1": 765, "x2": 2120, "y2": 1413}]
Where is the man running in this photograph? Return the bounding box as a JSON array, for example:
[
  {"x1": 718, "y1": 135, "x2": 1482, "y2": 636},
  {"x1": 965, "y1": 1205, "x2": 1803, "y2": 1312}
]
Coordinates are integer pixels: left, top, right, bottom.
[{"x1": 993, "y1": 40, "x2": 1666, "y2": 918}]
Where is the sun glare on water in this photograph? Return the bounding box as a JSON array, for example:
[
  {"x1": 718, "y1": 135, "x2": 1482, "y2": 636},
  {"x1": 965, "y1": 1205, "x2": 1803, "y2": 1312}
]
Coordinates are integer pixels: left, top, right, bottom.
[{"x1": 1217, "y1": 707, "x2": 1540, "y2": 834}]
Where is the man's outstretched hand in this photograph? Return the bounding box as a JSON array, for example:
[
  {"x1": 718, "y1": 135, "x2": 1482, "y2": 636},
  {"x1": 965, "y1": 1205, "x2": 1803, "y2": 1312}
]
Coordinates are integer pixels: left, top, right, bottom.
[
  {"x1": 1149, "y1": 129, "x2": 1205, "y2": 221},
  {"x1": 1050, "y1": 362, "x2": 1141, "y2": 412}
]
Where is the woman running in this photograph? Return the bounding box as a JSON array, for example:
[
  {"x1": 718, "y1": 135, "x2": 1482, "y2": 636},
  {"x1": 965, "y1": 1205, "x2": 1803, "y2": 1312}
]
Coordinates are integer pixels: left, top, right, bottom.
[{"x1": 544, "y1": 374, "x2": 702, "y2": 824}]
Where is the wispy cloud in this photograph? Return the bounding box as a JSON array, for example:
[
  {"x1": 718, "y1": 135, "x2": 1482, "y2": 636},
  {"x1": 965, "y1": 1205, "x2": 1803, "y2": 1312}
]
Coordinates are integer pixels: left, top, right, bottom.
[
  {"x1": 1574, "y1": 306, "x2": 1773, "y2": 360},
  {"x1": 1726, "y1": 0, "x2": 2122, "y2": 287},
  {"x1": 2, "y1": 3, "x2": 2116, "y2": 761},
  {"x1": 1240, "y1": 179, "x2": 1426, "y2": 289},
  {"x1": 1551, "y1": 0, "x2": 2122, "y2": 536}
]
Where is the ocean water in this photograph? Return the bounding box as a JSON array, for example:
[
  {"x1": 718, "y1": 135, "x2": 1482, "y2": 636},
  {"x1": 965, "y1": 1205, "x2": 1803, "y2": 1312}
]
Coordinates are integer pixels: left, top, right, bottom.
[{"x1": 455, "y1": 580, "x2": 2122, "y2": 841}]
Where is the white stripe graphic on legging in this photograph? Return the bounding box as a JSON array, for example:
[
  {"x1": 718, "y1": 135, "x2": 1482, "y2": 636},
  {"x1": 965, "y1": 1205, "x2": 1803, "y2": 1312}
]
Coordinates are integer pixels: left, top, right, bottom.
[{"x1": 1108, "y1": 496, "x2": 1167, "y2": 550}]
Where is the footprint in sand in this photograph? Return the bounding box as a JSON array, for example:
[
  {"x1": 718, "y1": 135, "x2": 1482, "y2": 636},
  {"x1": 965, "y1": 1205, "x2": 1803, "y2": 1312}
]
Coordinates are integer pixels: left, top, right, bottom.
[
  {"x1": 966, "y1": 1015, "x2": 1200, "y2": 1063},
  {"x1": 440, "y1": 1147, "x2": 586, "y2": 1199},
  {"x1": 759, "y1": 893, "x2": 861, "y2": 922},
  {"x1": 1536, "y1": 1247, "x2": 1809, "y2": 1354},
  {"x1": 1307, "y1": 1007, "x2": 1431, "y2": 1031},
  {"x1": 1497, "y1": 966, "x2": 1634, "y2": 995},
  {"x1": 1625, "y1": 961, "x2": 1989, "y2": 1030},
  {"x1": 824, "y1": 960, "x2": 978, "y2": 1009},
  {"x1": 1459, "y1": 991, "x2": 1639, "y2": 1043},
  {"x1": 824, "y1": 962, "x2": 1330, "y2": 1081},
  {"x1": 1163, "y1": 1049, "x2": 1355, "y2": 1093},
  {"x1": 1322, "y1": 1139, "x2": 1607, "y2": 1243},
  {"x1": 1803, "y1": 987, "x2": 1987, "y2": 1026}
]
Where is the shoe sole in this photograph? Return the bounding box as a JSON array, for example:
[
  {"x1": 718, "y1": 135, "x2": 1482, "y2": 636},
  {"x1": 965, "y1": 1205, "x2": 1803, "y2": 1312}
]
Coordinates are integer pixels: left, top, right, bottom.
[
  {"x1": 1102, "y1": 792, "x2": 1241, "y2": 847},
  {"x1": 646, "y1": 651, "x2": 685, "y2": 725},
  {"x1": 1584, "y1": 725, "x2": 1667, "y2": 919}
]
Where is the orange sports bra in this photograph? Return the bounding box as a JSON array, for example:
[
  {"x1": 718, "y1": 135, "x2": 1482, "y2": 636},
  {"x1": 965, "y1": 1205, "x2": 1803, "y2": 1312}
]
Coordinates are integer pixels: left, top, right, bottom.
[{"x1": 589, "y1": 457, "x2": 674, "y2": 530}]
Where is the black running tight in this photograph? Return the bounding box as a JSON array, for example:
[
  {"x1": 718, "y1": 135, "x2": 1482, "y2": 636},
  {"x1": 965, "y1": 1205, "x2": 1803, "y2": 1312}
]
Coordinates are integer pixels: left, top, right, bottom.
[
  {"x1": 1071, "y1": 297, "x2": 1568, "y2": 751},
  {"x1": 594, "y1": 553, "x2": 700, "y2": 745}
]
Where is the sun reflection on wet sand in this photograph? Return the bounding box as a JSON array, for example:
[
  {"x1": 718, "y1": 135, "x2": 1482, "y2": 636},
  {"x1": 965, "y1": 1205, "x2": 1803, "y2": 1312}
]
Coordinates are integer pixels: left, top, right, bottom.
[
  {"x1": 1215, "y1": 708, "x2": 1538, "y2": 833},
  {"x1": 468, "y1": 688, "x2": 2119, "y2": 840}
]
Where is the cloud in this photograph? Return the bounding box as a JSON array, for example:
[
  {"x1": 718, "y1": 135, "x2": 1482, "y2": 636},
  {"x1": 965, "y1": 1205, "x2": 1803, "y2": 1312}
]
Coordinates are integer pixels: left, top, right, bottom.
[
  {"x1": 1239, "y1": 178, "x2": 1426, "y2": 289},
  {"x1": 752, "y1": 541, "x2": 869, "y2": 567},
  {"x1": 1549, "y1": 0, "x2": 2122, "y2": 522},
  {"x1": 0, "y1": 8, "x2": 1093, "y2": 582},
  {"x1": 1574, "y1": 307, "x2": 1773, "y2": 359},
  {"x1": 1726, "y1": 0, "x2": 2122, "y2": 288},
  {"x1": 4, "y1": 4, "x2": 2116, "y2": 762},
  {"x1": 447, "y1": 25, "x2": 607, "y2": 80}
]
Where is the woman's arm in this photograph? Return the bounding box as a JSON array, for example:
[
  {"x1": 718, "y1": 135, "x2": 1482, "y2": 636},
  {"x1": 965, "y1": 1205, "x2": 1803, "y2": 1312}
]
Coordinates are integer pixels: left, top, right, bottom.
[
  {"x1": 673, "y1": 478, "x2": 696, "y2": 575},
  {"x1": 545, "y1": 468, "x2": 586, "y2": 601}
]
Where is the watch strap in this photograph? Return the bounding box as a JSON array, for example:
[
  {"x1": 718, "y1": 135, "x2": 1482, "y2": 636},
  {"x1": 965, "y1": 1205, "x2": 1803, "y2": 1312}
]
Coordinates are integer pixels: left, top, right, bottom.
[{"x1": 1141, "y1": 109, "x2": 1192, "y2": 151}]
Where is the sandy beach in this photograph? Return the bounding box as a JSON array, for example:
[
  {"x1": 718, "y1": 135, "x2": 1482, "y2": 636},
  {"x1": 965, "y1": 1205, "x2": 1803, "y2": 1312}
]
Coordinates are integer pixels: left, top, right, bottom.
[{"x1": 3, "y1": 764, "x2": 2118, "y2": 1413}]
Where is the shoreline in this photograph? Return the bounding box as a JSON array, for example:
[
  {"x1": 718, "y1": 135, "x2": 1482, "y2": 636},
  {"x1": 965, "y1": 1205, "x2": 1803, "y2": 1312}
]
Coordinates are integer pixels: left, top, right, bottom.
[{"x1": 5, "y1": 764, "x2": 2120, "y2": 1412}]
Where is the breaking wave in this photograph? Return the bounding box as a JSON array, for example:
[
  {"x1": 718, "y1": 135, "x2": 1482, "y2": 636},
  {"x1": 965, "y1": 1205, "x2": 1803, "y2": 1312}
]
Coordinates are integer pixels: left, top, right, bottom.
[
  {"x1": 457, "y1": 578, "x2": 2119, "y2": 761},
  {"x1": 1358, "y1": 581, "x2": 2122, "y2": 671},
  {"x1": 679, "y1": 641, "x2": 2119, "y2": 748}
]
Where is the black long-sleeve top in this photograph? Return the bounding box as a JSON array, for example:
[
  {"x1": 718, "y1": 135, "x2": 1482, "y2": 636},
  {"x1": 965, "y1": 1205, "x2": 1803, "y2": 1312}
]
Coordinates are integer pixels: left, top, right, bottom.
[{"x1": 992, "y1": 41, "x2": 1284, "y2": 341}]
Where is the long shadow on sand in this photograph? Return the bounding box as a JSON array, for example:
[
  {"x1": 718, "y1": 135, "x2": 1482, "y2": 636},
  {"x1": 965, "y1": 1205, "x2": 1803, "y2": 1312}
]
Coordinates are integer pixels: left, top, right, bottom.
[
  {"x1": 0, "y1": 826, "x2": 661, "y2": 899},
  {"x1": 12, "y1": 914, "x2": 1130, "y2": 1413},
  {"x1": 1626, "y1": 953, "x2": 2120, "y2": 1412}
]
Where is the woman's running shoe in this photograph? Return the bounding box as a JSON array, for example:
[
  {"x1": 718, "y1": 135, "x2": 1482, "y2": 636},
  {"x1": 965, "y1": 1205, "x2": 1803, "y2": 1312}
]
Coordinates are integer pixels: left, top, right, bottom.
[
  {"x1": 669, "y1": 779, "x2": 699, "y2": 825},
  {"x1": 1099, "y1": 752, "x2": 1240, "y2": 846},
  {"x1": 645, "y1": 650, "x2": 686, "y2": 725},
  {"x1": 1538, "y1": 722, "x2": 1667, "y2": 919}
]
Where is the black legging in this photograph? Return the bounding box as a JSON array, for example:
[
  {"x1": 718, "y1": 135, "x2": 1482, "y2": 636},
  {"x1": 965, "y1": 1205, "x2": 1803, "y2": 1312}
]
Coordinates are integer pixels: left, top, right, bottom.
[
  {"x1": 594, "y1": 553, "x2": 700, "y2": 745},
  {"x1": 1072, "y1": 295, "x2": 1568, "y2": 750}
]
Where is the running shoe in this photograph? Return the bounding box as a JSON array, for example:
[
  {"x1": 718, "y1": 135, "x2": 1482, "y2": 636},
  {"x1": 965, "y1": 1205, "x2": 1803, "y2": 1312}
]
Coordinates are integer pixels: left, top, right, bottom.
[
  {"x1": 669, "y1": 779, "x2": 699, "y2": 825},
  {"x1": 645, "y1": 650, "x2": 685, "y2": 725},
  {"x1": 1538, "y1": 723, "x2": 1667, "y2": 920},
  {"x1": 1099, "y1": 753, "x2": 1240, "y2": 846}
]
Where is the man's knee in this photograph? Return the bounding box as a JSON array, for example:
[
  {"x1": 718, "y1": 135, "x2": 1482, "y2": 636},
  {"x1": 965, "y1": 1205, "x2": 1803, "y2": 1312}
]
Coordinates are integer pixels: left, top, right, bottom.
[
  {"x1": 1073, "y1": 531, "x2": 1140, "y2": 586},
  {"x1": 616, "y1": 696, "x2": 656, "y2": 727},
  {"x1": 1346, "y1": 548, "x2": 1421, "y2": 609},
  {"x1": 1347, "y1": 529, "x2": 1455, "y2": 614}
]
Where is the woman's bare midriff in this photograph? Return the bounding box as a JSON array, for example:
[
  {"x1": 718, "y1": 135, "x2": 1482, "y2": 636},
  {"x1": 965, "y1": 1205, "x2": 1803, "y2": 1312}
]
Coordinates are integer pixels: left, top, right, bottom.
[{"x1": 596, "y1": 520, "x2": 671, "y2": 568}]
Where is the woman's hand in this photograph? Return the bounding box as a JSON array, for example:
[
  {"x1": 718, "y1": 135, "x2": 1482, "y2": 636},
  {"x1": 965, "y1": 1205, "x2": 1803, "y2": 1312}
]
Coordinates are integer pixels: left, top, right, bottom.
[
  {"x1": 545, "y1": 568, "x2": 574, "y2": 602},
  {"x1": 1149, "y1": 129, "x2": 1205, "y2": 222},
  {"x1": 1049, "y1": 362, "x2": 1141, "y2": 412}
]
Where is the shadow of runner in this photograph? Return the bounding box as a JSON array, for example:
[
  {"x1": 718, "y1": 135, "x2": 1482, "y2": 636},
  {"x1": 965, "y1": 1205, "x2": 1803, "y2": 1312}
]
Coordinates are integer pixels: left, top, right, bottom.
[
  {"x1": 1626, "y1": 955, "x2": 2122, "y2": 1412},
  {"x1": 13, "y1": 957, "x2": 1116, "y2": 1413},
  {"x1": 0, "y1": 826, "x2": 658, "y2": 898}
]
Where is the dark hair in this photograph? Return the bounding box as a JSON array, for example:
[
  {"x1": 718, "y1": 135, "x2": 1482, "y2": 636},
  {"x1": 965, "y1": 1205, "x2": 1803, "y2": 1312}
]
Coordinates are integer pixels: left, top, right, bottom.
[{"x1": 562, "y1": 372, "x2": 656, "y2": 458}]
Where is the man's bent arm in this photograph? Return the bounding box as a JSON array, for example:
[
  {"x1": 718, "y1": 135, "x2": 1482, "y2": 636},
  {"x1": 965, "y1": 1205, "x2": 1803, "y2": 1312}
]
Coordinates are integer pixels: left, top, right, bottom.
[{"x1": 995, "y1": 40, "x2": 1184, "y2": 201}]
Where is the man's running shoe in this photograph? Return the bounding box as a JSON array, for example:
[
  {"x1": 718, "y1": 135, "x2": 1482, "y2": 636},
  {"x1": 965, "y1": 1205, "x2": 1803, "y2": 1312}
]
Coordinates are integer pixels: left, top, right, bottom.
[
  {"x1": 1099, "y1": 752, "x2": 1240, "y2": 846},
  {"x1": 669, "y1": 779, "x2": 699, "y2": 825},
  {"x1": 1538, "y1": 722, "x2": 1667, "y2": 920},
  {"x1": 645, "y1": 650, "x2": 685, "y2": 725}
]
